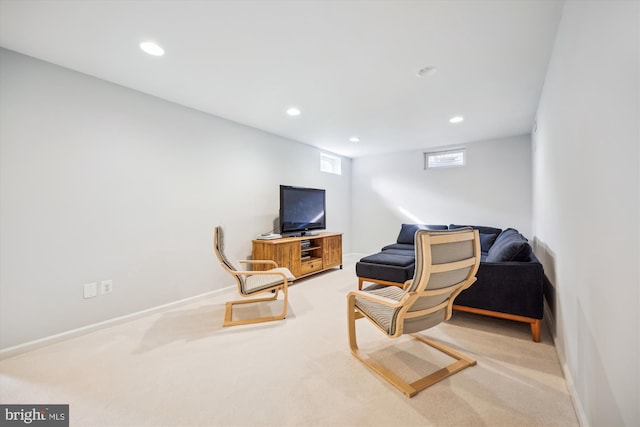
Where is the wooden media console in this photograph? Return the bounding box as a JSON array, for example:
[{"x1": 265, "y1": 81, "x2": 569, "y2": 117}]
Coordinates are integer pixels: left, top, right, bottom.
[{"x1": 252, "y1": 232, "x2": 342, "y2": 279}]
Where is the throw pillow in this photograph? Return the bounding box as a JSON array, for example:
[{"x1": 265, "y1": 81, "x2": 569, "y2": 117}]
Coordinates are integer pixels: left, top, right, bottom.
[
  {"x1": 449, "y1": 224, "x2": 502, "y2": 252},
  {"x1": 486, "y1": 228, "x2": 532, "y2": 262}
]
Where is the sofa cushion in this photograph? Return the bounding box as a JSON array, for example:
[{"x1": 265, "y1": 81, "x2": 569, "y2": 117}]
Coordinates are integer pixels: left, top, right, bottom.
[
  {"x1": 478, "y1": 233, "x2": 500, "y2": 252},
  {"x1": 381, "y1": 243, "x2": 415, "y2": 251},
  {"x1": 356, "y1": 259, "x2": 415, "y2": 284},
  {"x1": 382, "y1": 248, "x2": 417, "y2": 257},
  {"x1": 486, "y1": 228, "x2": 532, "y2": 262},
  {"x1": 454, "y1": 260, "x2": 544, "y2": 319},
  {"x1": 449, "y1": 224, "x2": 502, "y2": 252},
  {"x1": 397, "y1": 224, "x2": 448, "y2": 244},
  {"x1": 359, "y1": 252, "x2": 415, "y2": 267}
]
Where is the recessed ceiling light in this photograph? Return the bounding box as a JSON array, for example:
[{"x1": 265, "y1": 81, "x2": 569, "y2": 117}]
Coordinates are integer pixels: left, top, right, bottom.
[
  {"x1": 449, "y1": 116, "x2": 464, "y2": 124},
  {"x1": 416, "y1": 66, "x2": 437, "y2": 77},
  {"x1": 286, "y1": 107, "x2": 301, "y2": 116},
  {"x1": 140, "y1": 41, "x2": 164, "y2": 56},
  {"x1": 349, "y1": 136, "x2": 360, "y2": 143}
]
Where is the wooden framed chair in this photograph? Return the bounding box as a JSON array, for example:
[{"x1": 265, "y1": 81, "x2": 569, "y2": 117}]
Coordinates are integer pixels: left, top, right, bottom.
[
  {"x1": 214, "y1": 226, "x2": 295, "y2": 327},
  {"x1": 347, "y1": 228, "x2": 481, "y2": 397}
]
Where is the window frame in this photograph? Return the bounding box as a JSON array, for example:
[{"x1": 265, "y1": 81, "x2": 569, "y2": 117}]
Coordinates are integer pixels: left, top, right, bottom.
[
  {"x1": 424, "y1": 148, "x2": 467, "y2": 169},
  {"x1": 320, "y1": 152, "x2": 342, "y2": 175}
]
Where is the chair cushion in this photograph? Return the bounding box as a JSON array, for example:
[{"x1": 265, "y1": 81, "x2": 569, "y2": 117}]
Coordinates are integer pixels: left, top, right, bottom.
[
  {"x1": 215, "y1": 227, "x2": 239, "y2": 271},
  {"x1": 355, "y1": 285, "x2": 447, "y2": 335},
  {"x1": 397, "y1": 224, "x2": 448, "y2": 244},
  {"x1": 486, "y1": 228, "x2": 532, "y2": 262},
  {"x1": 244, "y1": 267, "x2": 295, "y2": 294},
  {"x1": 355, "y1": 285, "x2": 405, "y2": 334}
]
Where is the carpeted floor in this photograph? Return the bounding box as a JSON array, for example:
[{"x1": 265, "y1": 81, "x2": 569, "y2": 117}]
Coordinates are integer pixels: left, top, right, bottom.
[{"x1": 0, "y1": 255, "x2": 578, "y2": 426}]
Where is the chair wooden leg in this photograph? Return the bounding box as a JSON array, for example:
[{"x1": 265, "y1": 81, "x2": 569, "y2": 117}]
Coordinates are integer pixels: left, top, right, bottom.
[
  {"x1": 407, "y1": 333, "x2": 477, "y2": 393},
  {"x1": 223, "y1": 287, "x2": 287, "y2": 327},
  {"x1": 348, "y1": 300, "x2": 476, "y2": 398},
  {"x1": 347, "y1": 294, "x2": 364, "y2": 351}
]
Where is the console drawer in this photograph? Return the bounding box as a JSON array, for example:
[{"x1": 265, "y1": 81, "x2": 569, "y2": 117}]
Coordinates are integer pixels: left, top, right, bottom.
[{"x1": 301, "y1": 260, "x2": 323, "y2": 275}]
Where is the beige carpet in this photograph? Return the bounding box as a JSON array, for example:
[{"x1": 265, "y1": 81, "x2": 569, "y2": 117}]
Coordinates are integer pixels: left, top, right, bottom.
[{"x1": 0, "y1": 255, "x2": 578, "y2": 427}]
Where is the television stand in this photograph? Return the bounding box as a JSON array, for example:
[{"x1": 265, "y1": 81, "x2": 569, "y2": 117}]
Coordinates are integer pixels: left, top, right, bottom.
[
  {"x1": 252, "y1": 232, "x2": 342, "y2": 279},
  {"x1": 282, "y1": 230, "x2": 321, "y2": 238}
]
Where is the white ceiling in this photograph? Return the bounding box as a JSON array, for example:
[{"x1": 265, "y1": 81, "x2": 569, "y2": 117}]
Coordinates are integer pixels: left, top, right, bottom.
[{"x1": 0, "y1": 0, "x2": 564, "y2": 158}]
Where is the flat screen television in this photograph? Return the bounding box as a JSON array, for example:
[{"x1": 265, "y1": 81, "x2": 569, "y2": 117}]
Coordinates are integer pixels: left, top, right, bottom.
[{"x1": 279, "y1": 185, "x2": 326, "y2": 236}]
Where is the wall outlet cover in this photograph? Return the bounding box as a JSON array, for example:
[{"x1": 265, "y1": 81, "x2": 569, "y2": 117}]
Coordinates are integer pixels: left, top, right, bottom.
[
  {"x1": 100, "y1": 279, "x2": 113, "y2": 295},
  {"x1": 83, "y1": 282, "x2": 98, "y2": 299}
]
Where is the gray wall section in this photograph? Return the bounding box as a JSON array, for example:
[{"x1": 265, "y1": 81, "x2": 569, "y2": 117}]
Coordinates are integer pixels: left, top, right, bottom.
[
  {"x1": 0, "y1": 48, "x2": 352, "y2": 349},
  {"x1": 351, "y1": 135, "x2": 533, "y2": 254},
  {"x1": 532, "y1": 1, "x2": 640, "y2": 426}
]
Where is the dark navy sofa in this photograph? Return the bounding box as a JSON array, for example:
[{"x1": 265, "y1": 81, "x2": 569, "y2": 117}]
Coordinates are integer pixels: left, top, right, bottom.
[{"x1": 356, "y1": 224, "x2": 544, "y2": 341}]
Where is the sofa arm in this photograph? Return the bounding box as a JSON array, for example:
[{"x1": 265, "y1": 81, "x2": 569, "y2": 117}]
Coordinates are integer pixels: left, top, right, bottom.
[{"x1": 454, "y1": 261, "x2": 544, "y2": 319}]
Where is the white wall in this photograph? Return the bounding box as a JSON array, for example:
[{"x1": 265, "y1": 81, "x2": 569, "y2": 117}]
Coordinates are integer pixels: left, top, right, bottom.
[
  {"x1": 532, "y1": 1, "x2": 639, "y2": 426},
  {"x1": 0, "y1": 49, "x2": 352, "y2": 350},
  {"x1": 351, "y1": 135, "x2": 532, "y2": 253}
]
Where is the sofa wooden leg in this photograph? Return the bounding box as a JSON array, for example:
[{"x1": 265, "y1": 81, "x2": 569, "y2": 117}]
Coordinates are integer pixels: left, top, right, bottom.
[
  {"x1": 453, "y1": 305, "x2": 542, "y2": 342},
  {"x1": 530, "y1": 319, "x2": 541, "y2": 342}
]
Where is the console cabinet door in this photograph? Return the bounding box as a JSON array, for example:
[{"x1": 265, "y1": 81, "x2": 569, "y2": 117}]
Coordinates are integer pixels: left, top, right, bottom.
[
  {"x1": 253, "y1": 240, "x2": 301, "y2": 277},
  {"x1": 279, "y1": 241, "x2": 301, "y2": 277},
  {"x1": 323, "y1": 235, "x2": 342, "y2": 268}
]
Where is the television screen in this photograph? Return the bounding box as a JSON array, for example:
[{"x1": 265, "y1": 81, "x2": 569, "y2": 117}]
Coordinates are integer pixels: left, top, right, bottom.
[{"x1": 280, "y1": 185, "x2": 326, "y2": 235}]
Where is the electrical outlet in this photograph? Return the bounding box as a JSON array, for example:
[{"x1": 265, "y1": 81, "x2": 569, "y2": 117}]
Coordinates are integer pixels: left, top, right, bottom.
[
  {"x1": 100, "y1": 279, "x2": 113, "y2": 295},
  {"x1": 83, "y1": 282, "x2": 98, "y2": 299}
]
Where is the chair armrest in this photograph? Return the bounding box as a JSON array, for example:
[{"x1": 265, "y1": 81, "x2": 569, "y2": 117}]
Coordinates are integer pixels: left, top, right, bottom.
[
  {"x1": 239, "y1": 259, "x2": 278, "y2": 268},
  {"x1": 233, "y1": 270, "x2": 292, "y2": 282},
  {"x1": 347, "y1": 290, "x2": 404, "y2": 308}
]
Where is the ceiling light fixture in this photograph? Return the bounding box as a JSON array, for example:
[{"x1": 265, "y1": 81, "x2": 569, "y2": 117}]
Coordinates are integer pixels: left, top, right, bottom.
[
  {"x1": 416, "y1": 66, "x2": 437, "y2": 77},
  {"x1": 349, "y1": 137, "x2": 360, "y2": 143},
  {"x1": 449, "y1": 116, "x2": 464, "y2": 124},
  {"x1": 140, "y1": 41, "x2": 165, "y2": 56},
  {"x1": 286, "y1": 107, "x2": 301, "y2": 116}
]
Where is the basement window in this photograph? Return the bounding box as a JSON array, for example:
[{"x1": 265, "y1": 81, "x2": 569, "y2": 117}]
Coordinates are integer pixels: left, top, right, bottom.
[
  {"x1": 424, "y1": 149, "x2": 466, "y2": 169},
  {"x1": 320, "y1": 152, "x2": 342, "y2": 175}
]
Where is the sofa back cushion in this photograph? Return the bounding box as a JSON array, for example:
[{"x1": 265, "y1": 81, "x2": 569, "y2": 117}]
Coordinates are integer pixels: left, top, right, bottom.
[
  {"x1": 397, "y1": 224, "x2": 448, "y2": 244},
  {"x1": 449, "y1": 224, "x2": 502, "y2": 252},
  {"x1": 486, "y1": 228, "x2": 532, "y2": 262}
]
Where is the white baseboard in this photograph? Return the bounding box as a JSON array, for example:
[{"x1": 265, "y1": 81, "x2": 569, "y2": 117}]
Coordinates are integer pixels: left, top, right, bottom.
[
  {"x1": 544, "y1": 303, "x2": 589, "y2": 427},
  {"x1": 561, "y1": 361, "x2": 589, "y2": 427},
  {"x1": 0, "y1": 287, "x2": 230, "y2": 360}
]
